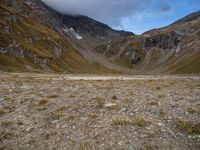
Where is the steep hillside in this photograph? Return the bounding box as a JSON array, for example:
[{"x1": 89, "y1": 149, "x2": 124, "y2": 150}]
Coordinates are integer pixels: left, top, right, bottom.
[
  {"x1": 0, "y1": 0, "x2": 129, "y2": 73},
  {"x1": 96, "y1": 11, "x2": 200, "y2": 74}
]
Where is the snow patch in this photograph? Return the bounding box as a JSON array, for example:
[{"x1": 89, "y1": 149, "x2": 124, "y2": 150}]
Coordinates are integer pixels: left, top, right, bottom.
[{"x1": 63, "y1": 26, "x2": 83, "y2": 40}]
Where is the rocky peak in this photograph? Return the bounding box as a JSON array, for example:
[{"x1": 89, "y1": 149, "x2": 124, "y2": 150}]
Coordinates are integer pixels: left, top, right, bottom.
[{"x1": 62, "y1": 15, "x2": 134, "y2": 38}]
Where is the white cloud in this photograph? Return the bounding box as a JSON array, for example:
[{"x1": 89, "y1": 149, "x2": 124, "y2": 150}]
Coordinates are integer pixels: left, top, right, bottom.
[{"x1": 41, "y1": 0, "x2": 172, "y2": 26}]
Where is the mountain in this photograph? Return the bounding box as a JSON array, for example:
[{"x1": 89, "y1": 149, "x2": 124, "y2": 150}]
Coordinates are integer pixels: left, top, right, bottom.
[
  {"x1": 62, "y1": 15, "x2": 133, "y2": 39},
  {"x1": 96, "y1": 10, "x2": 200, "y2": 74},
  {"x1": 0, "y1": 0, "x2": 132, "y2": 73},
  {"x1": 0, "y1": 0, "x2": 200, "y2": 74}
]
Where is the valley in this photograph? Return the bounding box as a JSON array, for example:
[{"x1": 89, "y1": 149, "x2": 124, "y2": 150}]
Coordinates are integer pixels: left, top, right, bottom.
[{"x1": 0, "y1": 0, "x2": 200, "y2": 149}]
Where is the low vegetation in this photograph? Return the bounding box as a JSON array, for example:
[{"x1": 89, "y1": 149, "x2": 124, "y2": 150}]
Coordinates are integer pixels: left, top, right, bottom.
[
  {"x1": 176, "y1": 120, "x2": 200, "y2": 135},
  {"x1": 79, "y1": 141, "x2": 92, "y2": 150},
  {"x1": 112, "y1": 118, "x2": 148, "y2": 126},
  {"x1": 95, "y1": 96, "x2": 105, "y2": 109}
]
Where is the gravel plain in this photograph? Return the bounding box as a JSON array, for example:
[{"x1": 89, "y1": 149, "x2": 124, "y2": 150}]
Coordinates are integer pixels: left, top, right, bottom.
[{"x1": 0, "y1": 73, "x2": 200, "y2": 150}]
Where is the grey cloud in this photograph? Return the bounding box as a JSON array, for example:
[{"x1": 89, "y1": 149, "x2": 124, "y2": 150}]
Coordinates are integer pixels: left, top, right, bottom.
[
  {"x1": 41, "y1": 0, "x2": 173, "y2": 27},
  {"x1": 161, "y1": 5, "x2": 172, "y2": 12}
]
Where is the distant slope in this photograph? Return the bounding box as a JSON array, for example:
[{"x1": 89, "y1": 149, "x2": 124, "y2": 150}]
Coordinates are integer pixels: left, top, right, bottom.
[
  {"x1": 172, "y1": 10, "x2": 200, "y2": 24},
  {"x1": 95, "y1": 10, "x2": 200, "y2": 74}
]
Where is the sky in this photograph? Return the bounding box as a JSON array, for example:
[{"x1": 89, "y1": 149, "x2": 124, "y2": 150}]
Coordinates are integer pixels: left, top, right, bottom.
[{"x1": 41, "y1": 0, "x2": 200, "y2": 34}]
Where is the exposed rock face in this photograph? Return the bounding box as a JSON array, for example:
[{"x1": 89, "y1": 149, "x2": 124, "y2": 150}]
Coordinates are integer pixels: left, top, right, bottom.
[{"x1": 143, "y1": 31, "x2": 182, "y2": 50}]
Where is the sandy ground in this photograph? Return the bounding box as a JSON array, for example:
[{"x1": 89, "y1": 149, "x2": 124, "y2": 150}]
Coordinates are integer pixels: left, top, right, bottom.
[{"x1": 0, "y1": 73, "x2": 200, "y2": 150}]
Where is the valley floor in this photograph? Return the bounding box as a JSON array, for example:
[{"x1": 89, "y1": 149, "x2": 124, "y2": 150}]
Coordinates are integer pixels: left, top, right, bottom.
[{"x1": 0, "y1": 73, "x2": 200, "y2": 150}]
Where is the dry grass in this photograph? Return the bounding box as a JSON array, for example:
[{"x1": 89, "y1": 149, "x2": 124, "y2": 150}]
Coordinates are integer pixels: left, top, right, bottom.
[
  {"x1": 187, "y1": 107, "x2": 200, "y2": 114},
  {"x1": 1, "y1": 120, "x2": 15, "y2": 127},
  {"x1": 50, "y1": 106, "x2": 68, "y2": 120},
  {"x1": 64, "y1": 114, "x2": 78, "y2": 121},
  {"x1": 95, "y1": 96, "x2": 105, "y2": 109},
  {"x1": 0, "y1": 130, "x2": 13, "y2": 140},
  {"x1": 88, "y1": 112, "x2": 98, "y2": 119},
  {"x1": 158, "y1": 93, "x2": 166, "y2": 99},
  {"x1": 176, "y1": 120, "x2": 200, "y2": 135},
  {"x1": 143, "y1": 143, "x2": 158, "y2": 150},
  {"x1": 0, "y1": 108, "x2": 7, "y2": 116},
  {"x1": 112, "y1": 118, "x2": 148, "y2": 126},
  {"x1": 79, "y1": 140, "x2": 92, "y2": 150}
]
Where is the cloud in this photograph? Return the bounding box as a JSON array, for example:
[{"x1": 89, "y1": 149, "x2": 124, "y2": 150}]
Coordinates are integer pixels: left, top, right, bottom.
[
  {"x1": 161, "y1": 5, "x2": 171, "y2": 12},
  {"x1": 41, "y1": 0, "x2": 172, "y2": 27}
]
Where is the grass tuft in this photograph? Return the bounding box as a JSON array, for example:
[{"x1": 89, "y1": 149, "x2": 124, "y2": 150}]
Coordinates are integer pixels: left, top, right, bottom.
[
  {"x1": 187, "y1": 107, "x2": 200, "y2": 114},
  {"x1": 1, "y1": 120, "x2": 14, "y2": 127},
  {"x1": 158, "y1": 93, "x2": 166, "y2": 99},
  {"x1": 176, "y1": 120, "x2": 200, "y2": 135},
  {"x1": 0, "y1": 130, "x2": 13, "y2": 140},
  {"x1": 112, "y1": 118, "x2": 147, "y2": 126},
  {"x1": 79, "y1": 140, "x2": 92, "y2": 150},
  {"x1": 0, "y1": 108, "x2": 7, "y2": 116},
  {"x1": 88, "y1": 112, "x2": 98, "y2": 119},
  {"x1": 50, "y1": 106, "x2": 68, "y2": 120},
  {"x1": 95, "y1": 96, "x2": 105, "y2": 109}
]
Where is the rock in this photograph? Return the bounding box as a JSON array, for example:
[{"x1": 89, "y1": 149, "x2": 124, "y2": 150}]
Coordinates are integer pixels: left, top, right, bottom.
[
  {"x1": 144, "y1": 31, "x2": 182, "y2": 50},
  {"x1": 120, "y1": 108, "x2": 128, "y2": 113},
  {"x1": 104, "y1": 103, "x2": 117, "y2": 108}
]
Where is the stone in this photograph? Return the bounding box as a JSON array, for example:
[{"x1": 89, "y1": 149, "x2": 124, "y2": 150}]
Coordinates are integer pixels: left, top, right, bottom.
[{"x1": 104, "y1": 103, "x2": 117, "y2": 108}]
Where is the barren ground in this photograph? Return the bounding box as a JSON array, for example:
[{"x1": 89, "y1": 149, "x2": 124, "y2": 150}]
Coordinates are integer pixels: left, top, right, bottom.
[{"x1": 0, "y1": 73, "x2": 200, "y2": 150}]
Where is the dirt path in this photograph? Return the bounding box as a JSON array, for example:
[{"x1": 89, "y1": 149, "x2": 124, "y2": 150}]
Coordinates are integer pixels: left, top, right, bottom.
[{"x1": 0, "y1": 73, "x2": 200, "y2": 150}]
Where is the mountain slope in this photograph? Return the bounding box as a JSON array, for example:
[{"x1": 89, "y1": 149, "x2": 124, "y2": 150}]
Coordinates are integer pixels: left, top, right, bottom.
[
  {"x1": 96, "y1": 10, "x2": 200, "y2": 74},
  {"x1": 0, "y1": 0, "x2": 131, "y2": 73}
]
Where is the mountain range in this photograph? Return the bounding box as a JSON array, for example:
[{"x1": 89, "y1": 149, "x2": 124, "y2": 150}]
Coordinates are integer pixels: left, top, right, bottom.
[{"x1": 0, "y1": 0, "x2": 200, "y2": 74}]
